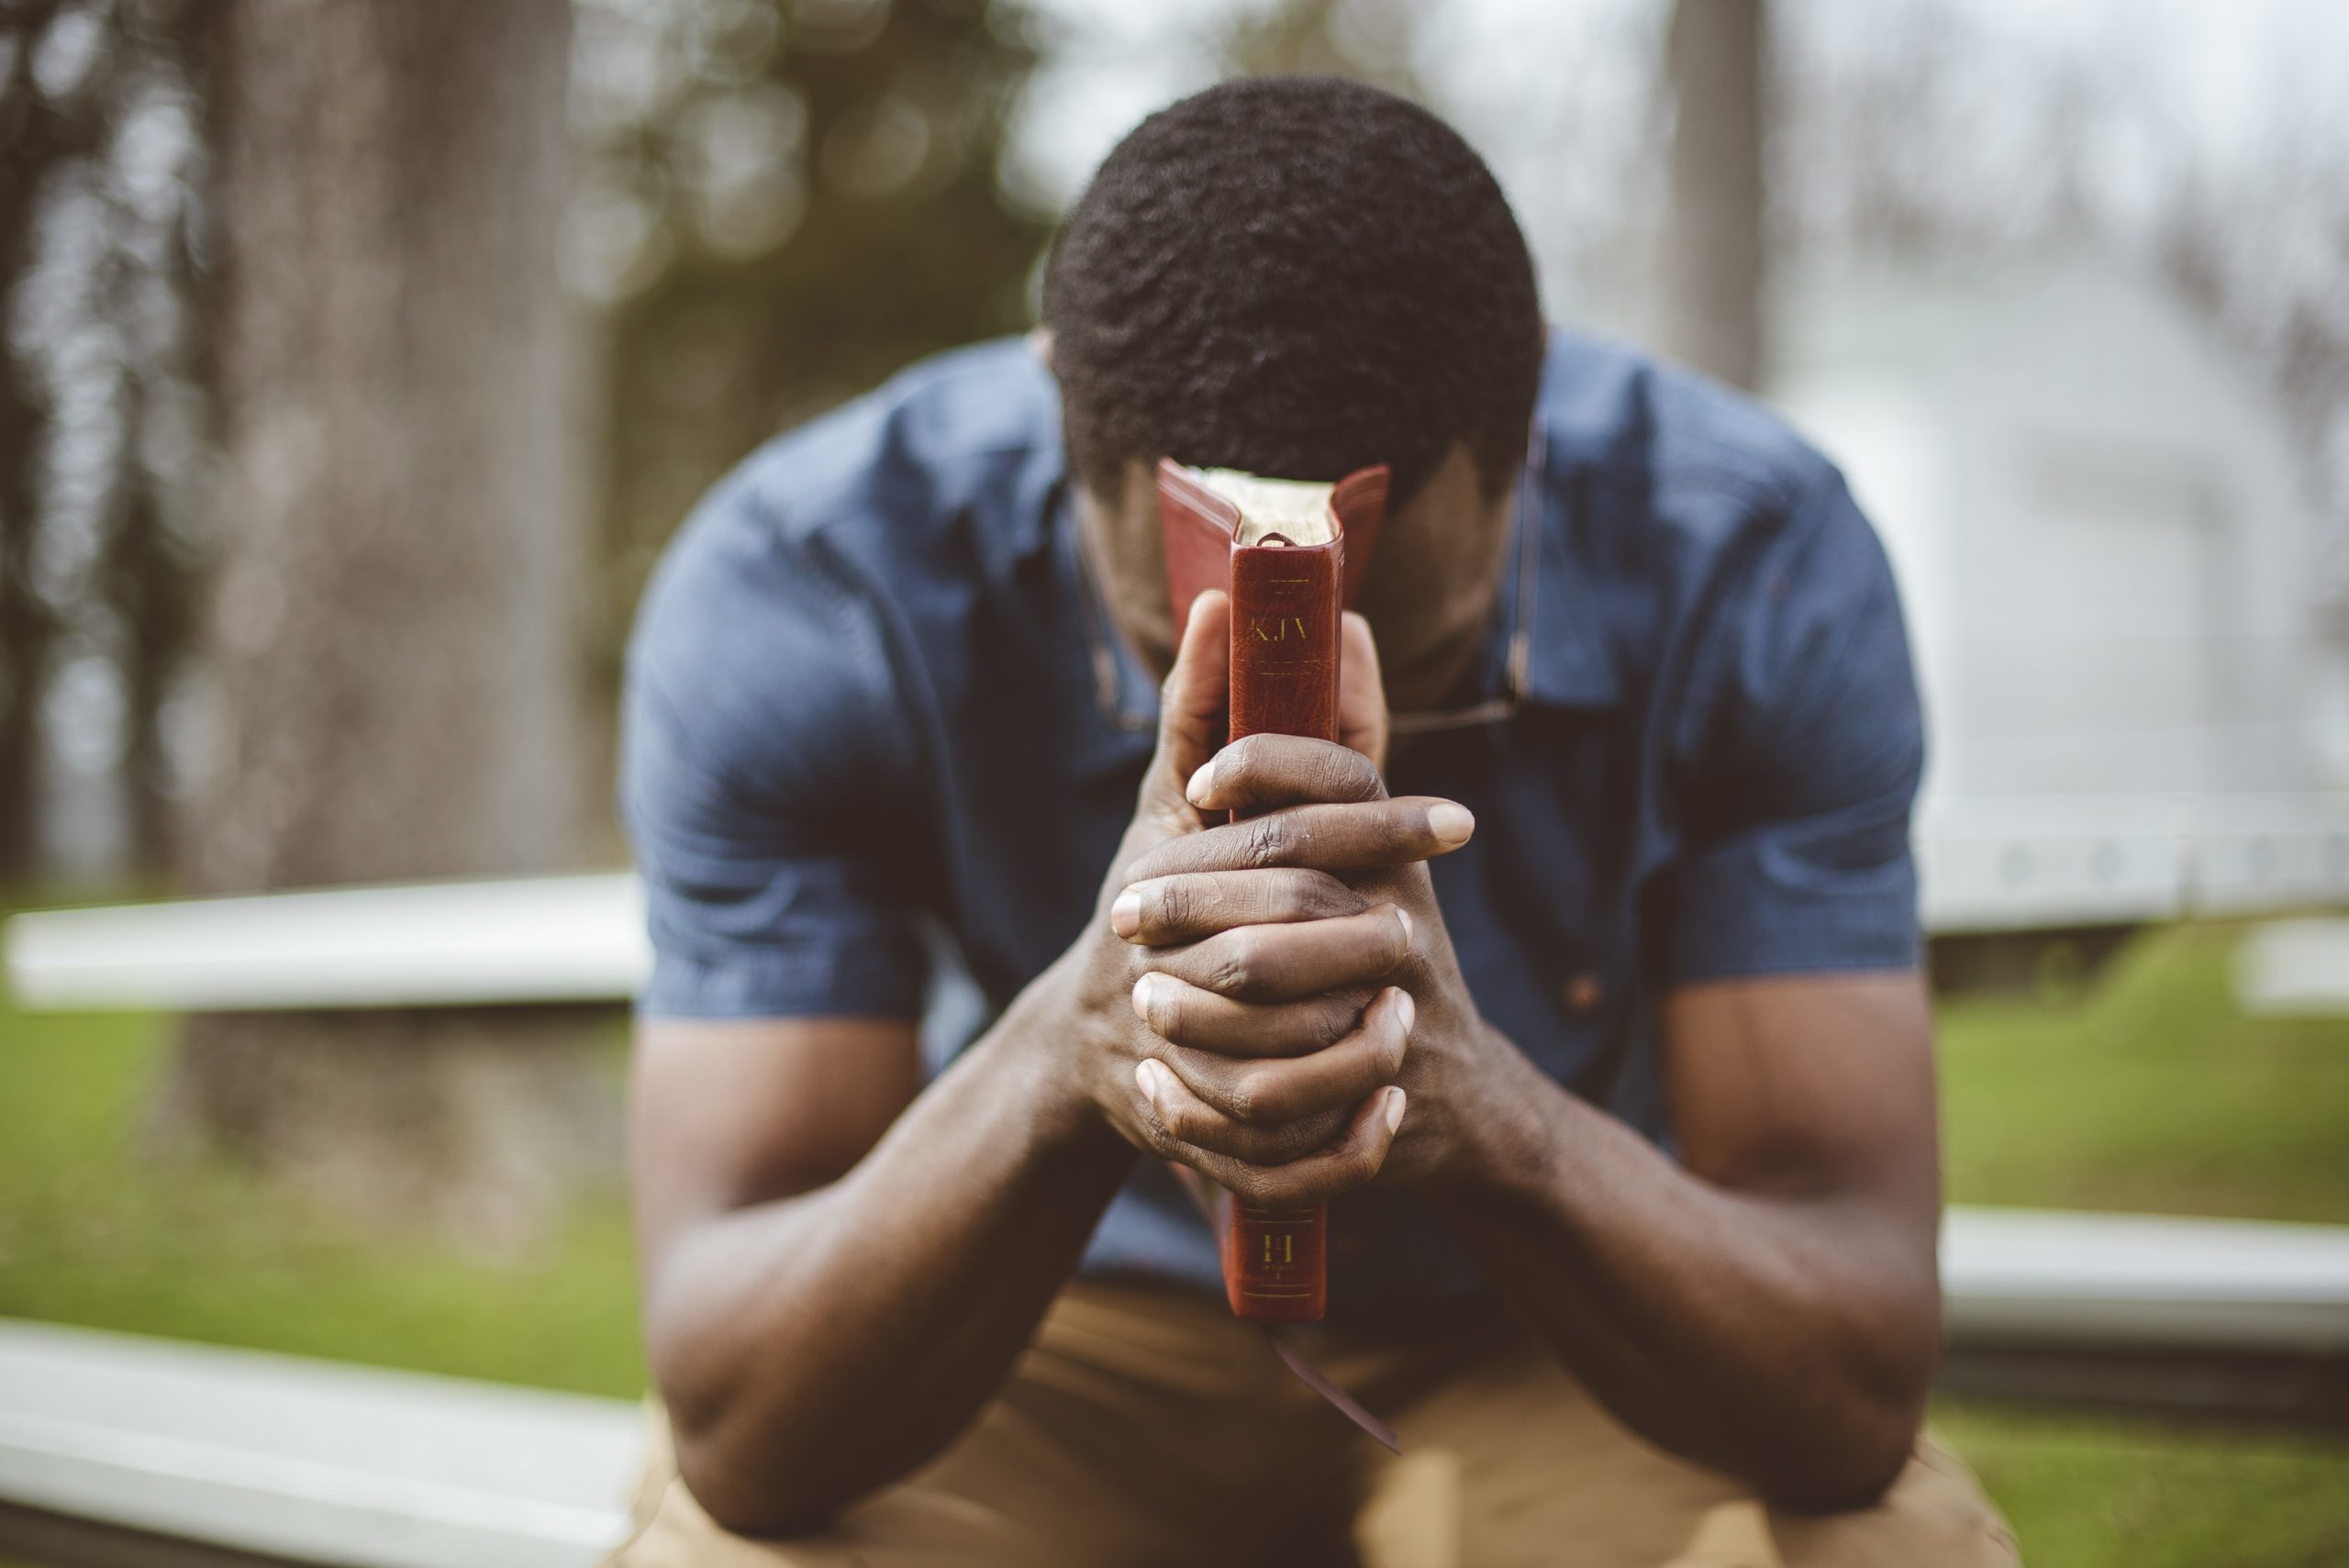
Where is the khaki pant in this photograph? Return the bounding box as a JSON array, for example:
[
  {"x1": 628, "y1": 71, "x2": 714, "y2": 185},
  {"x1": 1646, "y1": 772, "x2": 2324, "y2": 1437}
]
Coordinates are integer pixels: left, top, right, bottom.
[{"x1": 610, "y1": 1281, "x2": 2019, "y2": 1568}]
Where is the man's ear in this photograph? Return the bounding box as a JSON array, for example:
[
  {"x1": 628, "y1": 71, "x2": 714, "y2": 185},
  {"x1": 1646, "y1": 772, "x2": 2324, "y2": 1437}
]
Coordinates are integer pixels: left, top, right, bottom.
[{"x1": 1027, "y1": 326, "x2": 1055, "y2": 374}]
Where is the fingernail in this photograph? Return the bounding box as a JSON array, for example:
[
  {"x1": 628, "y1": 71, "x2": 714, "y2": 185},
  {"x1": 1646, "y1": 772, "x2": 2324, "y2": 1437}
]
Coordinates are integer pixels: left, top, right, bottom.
[
  {"x1": 1134, "y1": 1059, "x2": 1167, "y2": 1109},
  {"x1": 1186, "y1": 759, "x2": 1216, "y2": 806},
  {"x1": 1394, "y1": 906, "x2": 1414, "y2": 945},
  {"x1": 1384, "y1": 1087, "x2": 1408, "y2": 1134},
  {"x1": 1427, "y1": 802, "x2": 1475, "y2": 845},
  {"x1": 1110, "y1": 889, "x2": 1142, "y2": 937},
  {"x1": 1395, "y1": 989, "x2": 1416, "y2": 1033},
  {"x1": 1131, "y1": 973, "x2": 1166, "y2": 1021}
]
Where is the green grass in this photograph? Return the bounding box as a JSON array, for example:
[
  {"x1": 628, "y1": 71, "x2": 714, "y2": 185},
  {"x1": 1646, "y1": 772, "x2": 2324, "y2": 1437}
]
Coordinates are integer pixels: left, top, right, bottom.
[
  {"x1": 2, "y1": 918, "x2": 2346, "y2": 1564},
  {"x1": 1921, "y1": 921, "x2": 2349, "y2": 1565},
  {"x1": 0, "y1": 1002, "x2": 644, "y2": 1398},
  {"x1": 1940, "y1": 924, "x2": 2349, "y2": 1222},
  {"x1": 1933, "y1": 1404, "x2": 2349, "y2": 1567}
]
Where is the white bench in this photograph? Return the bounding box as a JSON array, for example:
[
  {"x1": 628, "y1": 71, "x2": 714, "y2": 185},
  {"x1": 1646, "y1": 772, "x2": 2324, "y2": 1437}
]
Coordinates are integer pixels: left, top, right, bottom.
[
  {"x1": 3, "y1": 1208, "x2": 2344, "y2": 1565},
  {"x1": 0, "y1": 1318, "x2": 640, "y2": 1568},
  {"x1": 3, "y1": 873, "x2": 650, "y2": 1012},
  {"x1": 1942, "y1": 1207, "x2": 2349, "y2": 1352},
  {"x1": 9, "y1": 791, "x2": 2349, "y2": 1011},
  {"x1": 2232, "y1": 916, "x2": 2349, "y2": 1018}
]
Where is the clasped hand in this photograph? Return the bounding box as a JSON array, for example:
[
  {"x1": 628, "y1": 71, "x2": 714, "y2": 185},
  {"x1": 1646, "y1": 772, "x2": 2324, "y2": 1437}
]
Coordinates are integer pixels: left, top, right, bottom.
[{"x1": 1057, "y1": 590, "x2": 1495, "y2": 1207}]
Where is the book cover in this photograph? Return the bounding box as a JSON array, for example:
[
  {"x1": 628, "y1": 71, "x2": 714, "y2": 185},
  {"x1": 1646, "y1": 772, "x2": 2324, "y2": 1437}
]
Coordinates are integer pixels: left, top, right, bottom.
[{"x1": 1154, "y1": 458, "x2": 1389, "y2": 1324}]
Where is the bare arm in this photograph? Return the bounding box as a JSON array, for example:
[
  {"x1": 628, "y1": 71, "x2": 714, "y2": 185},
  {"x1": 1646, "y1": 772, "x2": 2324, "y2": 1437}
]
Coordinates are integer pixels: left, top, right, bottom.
[
  {"x1": 1419, "y1": 973, "x2": 1942, "y2": 1508},
  {"x1": 631, "y1": 1006, "x2": 1134, "y2": 1536},
  {"x1": 629, "y1": 596, "x2": 1432, "y2": 1534}
]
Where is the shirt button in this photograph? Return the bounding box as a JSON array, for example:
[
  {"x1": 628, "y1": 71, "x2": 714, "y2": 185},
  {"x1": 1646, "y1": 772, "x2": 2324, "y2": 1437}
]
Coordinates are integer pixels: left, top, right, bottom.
[{"x1": 1564, "y1": 972, "x2": 1604, "y2": 1016}]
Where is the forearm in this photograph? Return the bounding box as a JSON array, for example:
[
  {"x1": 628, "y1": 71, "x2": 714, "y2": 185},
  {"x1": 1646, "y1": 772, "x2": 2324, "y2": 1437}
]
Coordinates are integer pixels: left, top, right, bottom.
[
  {"x1": 1425, "y1": 1039, "x2": 1939, "y2": 1507},
  {"x1": 648, "y1": 966, "x2": 1134, "y2": 1532}
]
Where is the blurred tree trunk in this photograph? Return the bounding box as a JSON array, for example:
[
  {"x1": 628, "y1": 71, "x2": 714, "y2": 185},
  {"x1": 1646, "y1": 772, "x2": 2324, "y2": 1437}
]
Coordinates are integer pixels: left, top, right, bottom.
[
  {"x1": 158, "y1": 0, "x2": 606, "y2": 1241},
  {"x1": 0, "y1": 1, "x2": 74, "y2": 884},
  {"x1": 1656, "y1": 0, "x2": 1768, "y2": 391},
  {"x1": 2, "y1": 1, "x2": 205, "y2": 886}
]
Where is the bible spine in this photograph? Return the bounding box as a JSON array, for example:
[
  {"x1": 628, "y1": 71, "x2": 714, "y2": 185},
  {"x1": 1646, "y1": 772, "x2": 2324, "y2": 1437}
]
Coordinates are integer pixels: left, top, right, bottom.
[{"x1": 1219, "y1": 536, "x2": 1342, "y2": 1323}]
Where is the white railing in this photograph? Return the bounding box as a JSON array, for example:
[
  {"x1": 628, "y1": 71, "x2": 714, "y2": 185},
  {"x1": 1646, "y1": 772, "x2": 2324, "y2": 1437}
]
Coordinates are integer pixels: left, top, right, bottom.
[
  {"x1": 0, "y1": 1318, "x2": 640, "y2": 1568},
  {"x1": 8, "y1": 793, "x2": 2349, "y2": 1014},
  {"x1": 5, "y1": 872, "x2": 649, "y2": 1012}
]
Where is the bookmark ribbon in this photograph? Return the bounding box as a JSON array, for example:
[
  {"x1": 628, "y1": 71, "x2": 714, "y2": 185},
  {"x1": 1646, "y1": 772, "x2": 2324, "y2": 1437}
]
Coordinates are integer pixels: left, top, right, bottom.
[{"x1": 1166, "y1": 1162, "x2": 1399, "y2": 1452}]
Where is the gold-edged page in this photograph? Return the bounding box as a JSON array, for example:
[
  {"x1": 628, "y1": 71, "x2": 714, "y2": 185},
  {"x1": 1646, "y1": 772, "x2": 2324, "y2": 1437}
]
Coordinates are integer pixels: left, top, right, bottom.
[{"x1": 1194, "y1": 467, "x2": 1339, "y2": 547}]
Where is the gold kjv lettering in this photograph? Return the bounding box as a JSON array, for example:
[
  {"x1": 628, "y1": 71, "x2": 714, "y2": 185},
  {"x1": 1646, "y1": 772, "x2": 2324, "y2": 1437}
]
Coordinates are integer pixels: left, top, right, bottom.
[
  {"x1": 1262, "y1": 1232, "x2": 1294, "y2": 1266},
  {"x1": 1248, "y1": 616, "x2": 1312, "y2": 642}
]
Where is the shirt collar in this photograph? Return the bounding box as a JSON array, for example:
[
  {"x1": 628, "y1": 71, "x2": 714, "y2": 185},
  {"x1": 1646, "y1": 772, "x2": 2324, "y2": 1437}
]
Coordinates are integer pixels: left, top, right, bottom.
[
  {"x1": 1004, "y1": 366, "x2": 1069, "y2": 564},
  {"x1": 1516, "y1": 451, "x2": 1623, "y2": 712},
  {"x1": 1050, "y1": 483, "x2": 1162, "y2": 784},
  {"x1": 1431, "y1": 439, "x2": 1622, "y2": 717}
]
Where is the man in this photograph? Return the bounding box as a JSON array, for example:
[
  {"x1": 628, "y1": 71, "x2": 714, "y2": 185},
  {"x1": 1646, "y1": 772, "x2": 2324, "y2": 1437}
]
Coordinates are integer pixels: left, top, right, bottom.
[{"x1": 614, "y1": 76, "x2": 2017, "y2": 1568}]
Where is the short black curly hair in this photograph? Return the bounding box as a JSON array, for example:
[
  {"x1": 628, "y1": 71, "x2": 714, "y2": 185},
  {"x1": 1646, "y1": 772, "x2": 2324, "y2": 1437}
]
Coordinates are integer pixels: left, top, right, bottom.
[{"x1": 1042, "y1": 76, "x2": 1544, "y2": 508}]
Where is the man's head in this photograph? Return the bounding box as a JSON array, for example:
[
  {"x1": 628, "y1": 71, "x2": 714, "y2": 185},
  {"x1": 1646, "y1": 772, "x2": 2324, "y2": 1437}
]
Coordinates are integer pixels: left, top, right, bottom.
[{"x1": 1041, "y1": 76, "x2": 1544, "y2": 706}]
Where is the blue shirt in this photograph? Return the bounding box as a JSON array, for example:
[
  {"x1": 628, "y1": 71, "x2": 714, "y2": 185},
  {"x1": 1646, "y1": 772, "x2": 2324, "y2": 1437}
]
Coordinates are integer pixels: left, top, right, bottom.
[{"x1": 620, "y1": 333, "x2": 1924, "y2": 1324}]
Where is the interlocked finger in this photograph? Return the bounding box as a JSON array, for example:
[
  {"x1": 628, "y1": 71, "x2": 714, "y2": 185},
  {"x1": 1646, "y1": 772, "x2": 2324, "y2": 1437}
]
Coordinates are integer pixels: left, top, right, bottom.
[
  {"x1": 1129, "y1": 981, "x2": 1374, "y2": 1059},
  {"x1": 1111, "y1": 868, "x2": 1366, "y2": 947},
  {"x1": 1130, "y1": 1073, "x2": 1352, "y2": 1166},
  {"x1": 1140, "y1": 906, "x2": 1411, "y2": 1003},
  {"x1": 1186, "y1": 732, "x2": 1387, "y2": 814},
  {"x1": 1134, "y1": 1077, "x2": 1408, "y2": 1208},
  {"x1": 1141, "y1": 987, "x2": 1414, "y2": 1141},
  {"x1": 1124, "y1": 797, "x2": 1475, "y2": 884}
]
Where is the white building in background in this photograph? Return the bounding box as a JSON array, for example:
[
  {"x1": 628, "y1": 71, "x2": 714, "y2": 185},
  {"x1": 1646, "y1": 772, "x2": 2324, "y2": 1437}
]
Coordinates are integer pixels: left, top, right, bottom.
[{"x1": 1769, "y1": 254, "x2": 2349, "y2": 931}]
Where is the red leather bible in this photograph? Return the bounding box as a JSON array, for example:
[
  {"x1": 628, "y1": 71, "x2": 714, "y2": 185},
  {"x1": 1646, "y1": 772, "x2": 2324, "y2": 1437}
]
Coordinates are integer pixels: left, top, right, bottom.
[{"x1": 1155, "y1": 457, "x2": 1390, "y2": 1324}]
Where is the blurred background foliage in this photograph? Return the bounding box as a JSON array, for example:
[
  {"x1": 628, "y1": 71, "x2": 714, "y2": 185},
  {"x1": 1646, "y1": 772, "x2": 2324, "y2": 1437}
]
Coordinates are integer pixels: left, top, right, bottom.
[
  {"x1": 573, "y1": 0, "x2": 1051, "y2": 740},
  {"x1": 2, "y1": 0, "x2": 1054, "y2": 884},
  {"x1": 0, "y1": 0, "x2": 204, "y2": 885}
]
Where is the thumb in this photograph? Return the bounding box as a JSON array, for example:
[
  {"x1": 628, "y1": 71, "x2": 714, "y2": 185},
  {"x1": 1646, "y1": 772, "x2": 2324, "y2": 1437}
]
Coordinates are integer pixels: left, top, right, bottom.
[
  {"x1": 1338, "y1": 611, "x2": 1390, "y2": 775},
  {"x1": 1142, "y1": 589, "x2": 1230, "y2": 819}
]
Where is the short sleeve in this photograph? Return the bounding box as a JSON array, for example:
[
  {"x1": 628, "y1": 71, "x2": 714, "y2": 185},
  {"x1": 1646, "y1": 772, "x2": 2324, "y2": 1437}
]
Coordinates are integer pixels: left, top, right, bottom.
[
  {"x1": 619, "y1": 484, "x2": 930, "y2": 1020},
  {"x1": 1658, "y1": 471, "x2": 1926, "y2": 984}
]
